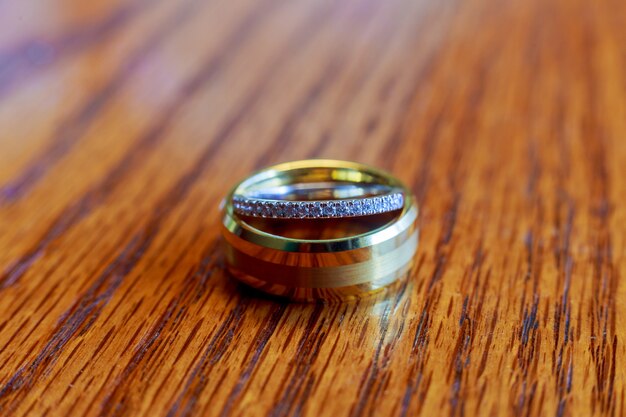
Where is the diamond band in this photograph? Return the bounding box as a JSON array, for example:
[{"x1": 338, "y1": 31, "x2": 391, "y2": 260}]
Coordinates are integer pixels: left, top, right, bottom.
[{"x1": 232, "y1": 193, "x2": 404, "y2": 219}]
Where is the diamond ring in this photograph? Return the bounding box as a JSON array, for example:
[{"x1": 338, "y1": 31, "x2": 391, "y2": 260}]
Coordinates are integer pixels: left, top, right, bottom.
[
  {"x1": 221, "y1": 159, "x2": 418, "y2": 301},
  {"x1": 232, "y1": 185, "x2": 404, "y2": 219}
]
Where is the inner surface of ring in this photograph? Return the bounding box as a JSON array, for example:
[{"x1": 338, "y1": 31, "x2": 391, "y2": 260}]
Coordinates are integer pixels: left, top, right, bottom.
[
  {"x1": 239, "y1": 182, "x2": 395, "y2": 201},
  {"x1": 240, "y1": 210, "x2": 402, "y2": 239}
]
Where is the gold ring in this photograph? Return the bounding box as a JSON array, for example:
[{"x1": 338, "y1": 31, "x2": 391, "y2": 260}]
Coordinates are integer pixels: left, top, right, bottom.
[{"x1": 220, "y1": 160, "x2": 418, "y2": 302}]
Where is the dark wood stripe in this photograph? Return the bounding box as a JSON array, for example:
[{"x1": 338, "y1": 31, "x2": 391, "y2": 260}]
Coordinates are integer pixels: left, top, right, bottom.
[
  {"x1": 166, "y1": 301, "x2": 249, "y2": 417},
  {"x1": 218, "y1": 304, "x2": 287, "y2": 417}
]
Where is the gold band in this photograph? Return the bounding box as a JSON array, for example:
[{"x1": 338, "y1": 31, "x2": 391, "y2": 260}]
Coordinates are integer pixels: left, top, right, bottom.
[{"x1": 220, "y1": 160, "x2": 419, "y2": 301}]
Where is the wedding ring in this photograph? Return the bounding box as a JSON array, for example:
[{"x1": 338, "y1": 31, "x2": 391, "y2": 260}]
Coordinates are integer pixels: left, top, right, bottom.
[
  {"x1": 232, "y1": 183, "x2": 404, "y2": 219},
  {"x1": 220, "y1": 160, "x2": 418, "y2": 301}
]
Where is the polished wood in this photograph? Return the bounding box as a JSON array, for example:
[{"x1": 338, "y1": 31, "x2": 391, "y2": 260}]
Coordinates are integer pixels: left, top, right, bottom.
[{"x1": 0, "y1": 0, "x2": 624, "y2": 416}]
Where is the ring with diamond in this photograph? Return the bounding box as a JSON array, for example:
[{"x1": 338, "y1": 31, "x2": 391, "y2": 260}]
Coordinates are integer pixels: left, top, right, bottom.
[
  {"x1": 220, "y1": 160, "x2": 419, "y2": 301},
  {"x1": 232, "y1": 183, "x2": 404, "y2": 219}
]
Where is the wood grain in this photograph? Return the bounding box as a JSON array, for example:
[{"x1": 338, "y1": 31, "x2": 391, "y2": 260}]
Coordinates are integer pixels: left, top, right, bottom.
[{"x1": 0, "y1": 0, "x2": 625, "y2": 415}]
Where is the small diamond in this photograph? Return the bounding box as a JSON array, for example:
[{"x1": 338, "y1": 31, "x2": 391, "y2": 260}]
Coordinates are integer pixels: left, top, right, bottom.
[
  {"x1": 284, "y1": 202, "x2": 296, "y2": 218},
  {"x1": 347, "y1": 200, "x2": 359, "y2": 216},
  {"x1": 362, "y1": 199, "x2": 373, "y2": 215},
  {"x1": 275, "y1": 202, "x2": 287, "y2": 217},
  {"x1": 366, "y1": 201, "x2": 375, "y2": 215},
  {"x1": 259, "y1": 203, "x2": 270, "y2": 217},
  {"x1": 309, "y1": 202, "x2": 323, "y2": 217},
  {"x1": 371, "y1": 200, "x2": 380, "y2": 214},
  {"x1": 393, "y1": 194, "x2": 403, "y2": 209},
  {"x1": 267, "y1": 202, "x2": 275, "y2": 216},
  {"x1": 377, "y1": 198, "x2": 386, "y2": 212},
  {"x1": 380, "y1": 196, "x2": 391, "y2": 212},
  {"x1": 335, "y1": 201, "x2": 348, "y2": 216},
  {"x1": 295, "y1": 203, "x2": 308, "y2": 218},
  {"x1": 304, "y1": 203, "x2": 313, "y2": 218},
  {"x1": 321, "y1": 203, "x2": 334, "y2": 217}
]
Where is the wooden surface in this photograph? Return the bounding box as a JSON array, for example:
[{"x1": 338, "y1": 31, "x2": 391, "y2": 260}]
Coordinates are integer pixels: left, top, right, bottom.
[{"x1": 0, "y1": 0, "x2": 625, "y2": 415}]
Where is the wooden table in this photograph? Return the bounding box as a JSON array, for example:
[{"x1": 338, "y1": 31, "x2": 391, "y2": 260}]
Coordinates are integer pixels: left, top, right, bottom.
[{"x1": 1, "y1": 0, "x2": 624, "y2": 415}]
